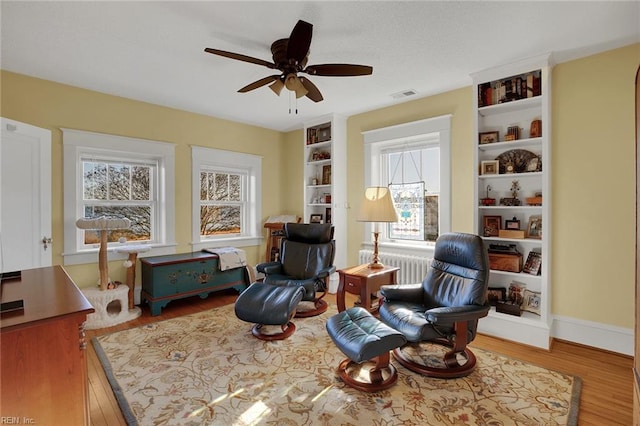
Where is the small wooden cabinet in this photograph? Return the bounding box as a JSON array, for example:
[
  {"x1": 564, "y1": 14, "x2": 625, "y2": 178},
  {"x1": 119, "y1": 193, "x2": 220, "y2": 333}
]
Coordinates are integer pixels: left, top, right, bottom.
[
  {"x1": 1, "y1": 266, "x2": 94, "y2": 425},
  {"x1": 141, "y1": 252, "x2": 248, "y2": 315},
  {"x1": 336, "y1": 264, "x2": 399, "y2": 314}
]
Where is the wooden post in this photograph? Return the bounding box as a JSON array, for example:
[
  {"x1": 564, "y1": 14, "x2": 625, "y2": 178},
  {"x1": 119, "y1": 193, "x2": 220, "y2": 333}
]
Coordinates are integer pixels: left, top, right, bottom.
[{"x1": 98, "y1": 230, "x2": 109, "y2": 291}]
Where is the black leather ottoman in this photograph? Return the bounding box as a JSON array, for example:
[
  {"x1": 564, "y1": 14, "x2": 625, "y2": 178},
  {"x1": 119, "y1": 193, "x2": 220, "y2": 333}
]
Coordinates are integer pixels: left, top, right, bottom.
[
  {"x1": 326, "y1": 307, "x2": 406, "y2": 392},
  {"x1": 235, "y1": 283, "x2": 304, "y2": 340}
]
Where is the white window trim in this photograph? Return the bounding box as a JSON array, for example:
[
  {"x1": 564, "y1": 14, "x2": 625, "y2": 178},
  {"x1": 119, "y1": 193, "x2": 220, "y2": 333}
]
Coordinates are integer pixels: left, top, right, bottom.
[
  {"x1": 362, "y1": 115, "x2": 452, "y2": 253},
  {"x1": 190, "y1": 146, "x2": 262, "y2": 251},
  {"x1": 62, "y1": 129, "x2": 176, "y2": 265}
]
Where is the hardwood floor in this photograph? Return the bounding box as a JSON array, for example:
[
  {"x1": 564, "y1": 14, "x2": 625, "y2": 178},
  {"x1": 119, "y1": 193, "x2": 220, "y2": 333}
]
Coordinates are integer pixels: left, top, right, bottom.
[{"x1": 86, "y1": 291, "x2": 633, "y2": 425}]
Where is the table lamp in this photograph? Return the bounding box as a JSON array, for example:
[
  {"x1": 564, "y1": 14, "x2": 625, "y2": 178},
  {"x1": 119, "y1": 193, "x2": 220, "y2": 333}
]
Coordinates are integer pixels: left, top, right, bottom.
[{"x1": 357, "y1": 186, "x2": 398, "y2": 269}]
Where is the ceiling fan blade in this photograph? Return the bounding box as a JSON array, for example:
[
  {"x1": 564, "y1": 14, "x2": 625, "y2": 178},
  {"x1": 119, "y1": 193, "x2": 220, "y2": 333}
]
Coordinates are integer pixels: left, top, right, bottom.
[
  {"x1": 238, "y1": 75, "x2": 281, "y2": 93},
  {"x1": 299, "y1": 76, "x2": 323, "y2": 102},
  {"x1": 204, "y1": 48, "x2": 276, "y2": 69},
  {"x1": 287, "y1": 20, "x2": 313, "y2": 63},
  {"x1": 304, "y1": 64, "x2": 373, "y2": 77}
]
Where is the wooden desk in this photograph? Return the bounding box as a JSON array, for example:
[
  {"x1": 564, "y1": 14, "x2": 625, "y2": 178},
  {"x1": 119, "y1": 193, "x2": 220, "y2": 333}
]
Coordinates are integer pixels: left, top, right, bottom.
[
  {"x1": 337, "y1": 264, "x2": 399, "y2": 313},
  {"x1": 1, "y1": 266, "x2": 94, "y2": 425}
]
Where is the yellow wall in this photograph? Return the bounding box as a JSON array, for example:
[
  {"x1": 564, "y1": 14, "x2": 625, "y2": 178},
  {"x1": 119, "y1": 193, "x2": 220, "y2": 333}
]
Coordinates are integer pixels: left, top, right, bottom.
[
  {"x1": 551, "y1": 44, "x2": 639, "y2": 326},
  {"x1": 1, "y1": 43, "x2": 638, "y2": 329},
  {"x1": 1, "y1": 70, "x2": 284, "y2": 286}
]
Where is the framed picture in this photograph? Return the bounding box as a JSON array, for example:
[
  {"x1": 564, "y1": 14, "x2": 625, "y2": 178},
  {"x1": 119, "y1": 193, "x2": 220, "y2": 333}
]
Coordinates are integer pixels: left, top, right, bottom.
[
  {"x1": 505, "y1": 217, "x2": 521, "y2": 230},
  {"x1": 523, "y1": 251, "x2": 542, "y2": 275},
  {"x1": 325, "y1": 207, "x2": 332, "y2": 224},
  {"x1": 522, "y1": 289, "x2": 541, "y2": 315},
  {"x1": 483, "y1": 215, "x2": 502, "y2": 237},
  {"x1": 508, "y1": 281, "x2": 526, "y2": 305},
  {"x1": 310, "y1": 214, "x2": 323, "y2": 224},
  {"x1": 479, "y1": 131, "x2": 499, "y2": 144},
  {"x1": 487, "y1": 287, "x2": 506, "y2": 306},
  {"x1": 321, "y1": 165, "x2": 332, "y2": 184},
  {"x1": 527, "y1": 215, "x2": 542, "y2": 239},
  {"x1": 481, "y1": 160, "x2": 499, "y2": 175}
]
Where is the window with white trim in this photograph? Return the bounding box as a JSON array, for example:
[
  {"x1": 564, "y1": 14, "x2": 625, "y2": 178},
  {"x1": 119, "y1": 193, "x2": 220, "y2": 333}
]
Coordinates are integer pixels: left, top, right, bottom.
[
  {"x1": 191, "y1": 146, "x2": 262, "y2": 250},
  {"x1": 362, "y1": 115, "x2": 451, "y2": 248},
  {"x1": 80, "y1": 157, "x2": 155, "y2": 247},
  {"x1": 63, "y1": 129, "x2": 176, "y2": 265}
]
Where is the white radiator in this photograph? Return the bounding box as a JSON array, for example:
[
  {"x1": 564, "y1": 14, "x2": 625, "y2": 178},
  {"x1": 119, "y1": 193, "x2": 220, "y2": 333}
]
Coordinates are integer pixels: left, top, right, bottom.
[{"x1": 358, "y1": 250, "x2": 432, "y2": 284}]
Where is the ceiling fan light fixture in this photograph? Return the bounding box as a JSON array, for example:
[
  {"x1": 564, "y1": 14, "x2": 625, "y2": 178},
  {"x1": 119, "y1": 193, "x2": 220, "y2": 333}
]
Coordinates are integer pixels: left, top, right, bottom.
[
  {"x1": 269, "y1": 79, "x2": 284, "y2": 95},
  {"x1": 284, "y1": 74, "x2": 308, "y2": 98}
]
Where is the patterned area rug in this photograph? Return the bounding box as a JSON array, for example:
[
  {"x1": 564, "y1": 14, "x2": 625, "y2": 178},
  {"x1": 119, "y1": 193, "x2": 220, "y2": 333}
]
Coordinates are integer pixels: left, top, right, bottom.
[{"x1": 93, "y1": 304, "x2": 580, "y2": 425}]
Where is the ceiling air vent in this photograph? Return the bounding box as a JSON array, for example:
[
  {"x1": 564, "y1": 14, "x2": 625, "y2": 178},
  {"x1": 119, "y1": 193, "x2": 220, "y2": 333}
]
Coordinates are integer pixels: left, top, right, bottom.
[{"x1": 391, "y1": 89, "x2": 418, "y2": 100}]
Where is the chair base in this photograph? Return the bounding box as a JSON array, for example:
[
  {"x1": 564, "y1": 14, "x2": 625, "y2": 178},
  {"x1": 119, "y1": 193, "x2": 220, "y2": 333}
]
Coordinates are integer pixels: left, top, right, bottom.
[
  {"x1": 392, "y1": 339, "x2": 478, "y2": 379},
  {"x1": 294, "y1": 298, "x2": 328, "y2": 318},
  {"x1": 252, "y1": 322, "x2": 296, "y2": 341},
  {"x1": 337, "y1": 354, "x2": 398, "y2": 392}
]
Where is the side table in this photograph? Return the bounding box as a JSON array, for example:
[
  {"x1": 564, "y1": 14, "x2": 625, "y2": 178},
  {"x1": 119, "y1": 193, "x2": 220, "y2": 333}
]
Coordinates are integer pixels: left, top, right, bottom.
[{"x1": 337, "y1": 264, "x2": 399, "y2": 313}]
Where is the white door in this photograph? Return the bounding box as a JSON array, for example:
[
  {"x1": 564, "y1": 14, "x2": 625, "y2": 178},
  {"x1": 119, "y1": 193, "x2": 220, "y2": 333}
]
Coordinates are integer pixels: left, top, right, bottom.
[{"x1": 1, "y1": 118, "x2": 52, "y2": 273}]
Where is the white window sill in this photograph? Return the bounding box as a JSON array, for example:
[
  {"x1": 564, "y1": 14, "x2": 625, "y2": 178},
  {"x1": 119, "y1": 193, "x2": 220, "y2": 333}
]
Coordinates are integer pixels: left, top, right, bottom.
[
  {"x1": 62, "y1": 243, "x2": 178, "y2": 266},
  {"x1": 361, "y1": 241, "x2": 435, "y2": 257},
  {"x1": 191, "y1": 236, "x2": 262, "y2": 252}
]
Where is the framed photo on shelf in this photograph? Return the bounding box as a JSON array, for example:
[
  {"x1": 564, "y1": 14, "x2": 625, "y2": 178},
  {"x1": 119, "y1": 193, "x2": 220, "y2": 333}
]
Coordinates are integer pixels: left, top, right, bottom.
[
  {"x1": 483, "y1": 215, "x2": 502, "y2": 237},
  {"x1": 479, "y1": 131, "x2": 499, "y2": 144},
  {"x1": 321, "y1": 165, "x2": 332, "y2": 184},
  {"x1": 522, "y1": 289, "x2": 541, "y2": 315},
  {"x1": 527, "y1": 215, "x2": 542, "y2": 239},
  {"x1": 508, "y1": 281, "x2": 526, "y2": 305},
  {"x1": 523, "y1": 251, "x2": 542, "y2": 275},
  {"x1": 481, "y1": 160, "x2": 499, "y2": 175},
  {"x1": 487, "y1": 287, "x2": 506, "y2": 306},
  {"x1": 505, "y1": 217, "x2": 521, "y2": 230},
  {"x1": 309, "y1": 214, "x2": 323, "y2": 224}
]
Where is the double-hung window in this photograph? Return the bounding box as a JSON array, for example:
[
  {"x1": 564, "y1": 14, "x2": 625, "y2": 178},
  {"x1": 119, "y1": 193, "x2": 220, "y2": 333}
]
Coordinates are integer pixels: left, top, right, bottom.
[
  {"x1": 63, "y1": 129, "x2": 176, "y2": 265},
  {"x1": 80, "y1": 157, "x2": 155, "y2": 246},
  {"x1": 362, "y1": 115, "x2": 451, "y2": 250},
  {"x1": 191, "y1": 146, "x2": 261, "y2": 250}
]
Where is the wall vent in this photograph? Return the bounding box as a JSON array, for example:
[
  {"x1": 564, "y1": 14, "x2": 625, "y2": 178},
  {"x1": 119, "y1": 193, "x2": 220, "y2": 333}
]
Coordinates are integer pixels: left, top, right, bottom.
[{"x1": 391, "y1": 89, "x2": 418, "y2": 99}]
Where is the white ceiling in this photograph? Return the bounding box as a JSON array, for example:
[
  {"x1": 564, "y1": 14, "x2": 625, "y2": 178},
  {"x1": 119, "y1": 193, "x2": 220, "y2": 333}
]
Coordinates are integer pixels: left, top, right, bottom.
[{"x1": 2, "y1": 1, "x2": 639, "y2": 132}]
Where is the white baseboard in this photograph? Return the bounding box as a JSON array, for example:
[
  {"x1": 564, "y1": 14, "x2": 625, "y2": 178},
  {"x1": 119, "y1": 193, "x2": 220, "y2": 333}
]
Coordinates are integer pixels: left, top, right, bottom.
[{"x1": 552, "y1": 315, "x2": 633, "y2": 356}]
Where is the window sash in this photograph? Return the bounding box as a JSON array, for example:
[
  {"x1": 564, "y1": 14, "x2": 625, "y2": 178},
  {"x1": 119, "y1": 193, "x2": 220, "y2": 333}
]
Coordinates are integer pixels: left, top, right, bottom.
[
  {"x1": 63, "y1": 128, "x2": 176, "y2": 265},
  {"x1": 191, "y1": 146, "x2": 262, "y2": 249}
]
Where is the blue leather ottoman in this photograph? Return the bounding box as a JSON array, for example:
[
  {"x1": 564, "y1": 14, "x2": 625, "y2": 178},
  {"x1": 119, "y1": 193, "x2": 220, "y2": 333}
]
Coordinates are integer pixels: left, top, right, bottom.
[
  {"x1": 326, "y1": 306, "x2": 406, "y2": 392},
  {"x1": 235, "y1": 283, "x2": 304, "y2": 341}
]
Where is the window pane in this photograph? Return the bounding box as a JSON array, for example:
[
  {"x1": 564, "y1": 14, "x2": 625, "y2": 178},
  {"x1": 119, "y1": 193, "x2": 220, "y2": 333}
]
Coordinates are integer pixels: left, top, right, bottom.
[
  {"x1": 132, "y1": 166, "x2": 150, "y2": 201},
  {"x1": 207, "y1": 172, "x2": 215, "y2": 200},
  {"x1": 200, "y1": 172, "x2": 208, "y2": 201},
  {"x1": 425, "y1": 195, "x2": 439, "y2": 241},
  {"x1": 83, "y1": 206, "x2": 151, "y2": 243},
  {"x1": 200, "y1": 205, "x2": 241, "y2": 236},
  {"x1": 83, "y1": 162, "x2": 107, "y2": 200},
  {"x1": 214, "y1": 173, "x2": 229, "y2": 200},
  {"x1": 229, "y1": 174, "x2": 240, "y2": 201},
  {"x1": 108, "y1": 164, "x2": 131, "y2": 201}
]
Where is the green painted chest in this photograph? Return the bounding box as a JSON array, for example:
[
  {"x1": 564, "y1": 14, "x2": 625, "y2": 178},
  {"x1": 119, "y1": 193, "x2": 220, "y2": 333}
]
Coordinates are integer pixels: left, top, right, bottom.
[{"x1": 140, "y1": 251, "x2": 248, "y2": 315}]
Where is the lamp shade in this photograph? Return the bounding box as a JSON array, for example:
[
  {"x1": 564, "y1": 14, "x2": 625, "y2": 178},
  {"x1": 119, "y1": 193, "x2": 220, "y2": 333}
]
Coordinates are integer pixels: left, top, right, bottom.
[{"x1": 357, "y1": 187, "x2": 398, "y2": 223}]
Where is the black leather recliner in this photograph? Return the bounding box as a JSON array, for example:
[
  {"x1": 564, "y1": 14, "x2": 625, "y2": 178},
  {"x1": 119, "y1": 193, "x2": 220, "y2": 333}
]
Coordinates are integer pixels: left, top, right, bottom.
[
  {"x1": 379, "y1": 232, "x2": 490, "y2": 378},
  {"x1": 256, "y1": 223, "x2": 336, "y2": 317}
]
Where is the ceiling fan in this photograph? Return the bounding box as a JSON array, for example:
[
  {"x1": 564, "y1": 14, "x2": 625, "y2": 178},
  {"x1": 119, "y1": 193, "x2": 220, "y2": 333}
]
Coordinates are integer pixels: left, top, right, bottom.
[{"x1": 204, "y1": 20, "x2": 373, "y2": 103}]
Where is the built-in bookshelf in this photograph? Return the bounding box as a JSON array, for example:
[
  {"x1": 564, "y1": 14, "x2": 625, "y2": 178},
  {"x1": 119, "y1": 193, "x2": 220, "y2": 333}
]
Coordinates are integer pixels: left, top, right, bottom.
[
  {"x1": 303, "y1": 114, "x2": 347, "y2": 269},
  {"x1": 471, "y1": 54, "x2": 553, "y2": 349}
]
